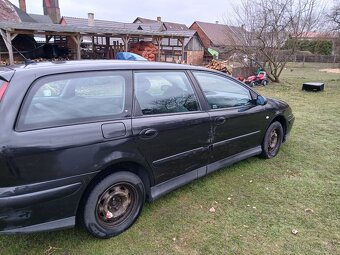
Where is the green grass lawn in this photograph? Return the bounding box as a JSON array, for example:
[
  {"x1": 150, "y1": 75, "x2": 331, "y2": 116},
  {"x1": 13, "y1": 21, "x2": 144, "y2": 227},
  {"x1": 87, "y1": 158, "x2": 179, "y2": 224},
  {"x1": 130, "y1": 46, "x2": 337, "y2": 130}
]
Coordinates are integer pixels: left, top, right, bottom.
[{"x1": 0, "y1": 62, "x2": 339, "y2": 255}]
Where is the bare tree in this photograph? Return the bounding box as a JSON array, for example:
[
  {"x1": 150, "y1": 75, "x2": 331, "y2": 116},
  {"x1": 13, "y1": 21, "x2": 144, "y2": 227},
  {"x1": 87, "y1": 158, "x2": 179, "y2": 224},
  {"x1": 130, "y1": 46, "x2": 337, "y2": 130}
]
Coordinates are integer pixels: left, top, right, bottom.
[
  {"x1": 227, "y1": 0, "x2": 323, "y2": 83},
  {"x1": 327, "y1": 2, "x2": 340, "y2": 32}
]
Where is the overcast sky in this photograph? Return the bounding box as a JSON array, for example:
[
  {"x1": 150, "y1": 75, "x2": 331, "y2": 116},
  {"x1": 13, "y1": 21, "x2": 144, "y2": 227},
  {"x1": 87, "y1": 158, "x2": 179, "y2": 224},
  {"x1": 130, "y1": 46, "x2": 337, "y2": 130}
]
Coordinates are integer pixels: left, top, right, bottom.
[{"x1": 12, "y1": 0, "x2": 237, "y2": 26}]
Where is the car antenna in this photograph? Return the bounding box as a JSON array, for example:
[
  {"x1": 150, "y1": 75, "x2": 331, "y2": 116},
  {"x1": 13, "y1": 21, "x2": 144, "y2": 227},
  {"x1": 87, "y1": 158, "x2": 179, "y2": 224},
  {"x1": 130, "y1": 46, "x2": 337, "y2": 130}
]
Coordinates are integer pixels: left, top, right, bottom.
[{"x1": 2, "y1": 34, "x2": 35, "y2": 66}]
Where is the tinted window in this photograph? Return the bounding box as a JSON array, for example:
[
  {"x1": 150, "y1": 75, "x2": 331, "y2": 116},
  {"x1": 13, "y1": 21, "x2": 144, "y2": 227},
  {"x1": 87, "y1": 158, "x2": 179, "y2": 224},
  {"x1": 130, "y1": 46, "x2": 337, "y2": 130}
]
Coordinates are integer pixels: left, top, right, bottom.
[
  {"x1": 17, "y1": 72, "x2": 127, "y2": 130},
  {"x1": 134, "y1": 71, "x2": 199, "y2": 115},
  {"x1": 193, "y1": 72, "x2": 251, "y2": 109}
]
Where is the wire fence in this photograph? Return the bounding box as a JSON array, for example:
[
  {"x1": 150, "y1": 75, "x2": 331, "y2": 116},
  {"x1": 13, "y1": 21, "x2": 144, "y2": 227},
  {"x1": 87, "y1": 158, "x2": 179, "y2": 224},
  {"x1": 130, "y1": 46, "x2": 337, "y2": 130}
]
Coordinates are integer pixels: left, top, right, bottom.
[{"x1": 292, "y1": 54, "x2": 339, "y2": 63}]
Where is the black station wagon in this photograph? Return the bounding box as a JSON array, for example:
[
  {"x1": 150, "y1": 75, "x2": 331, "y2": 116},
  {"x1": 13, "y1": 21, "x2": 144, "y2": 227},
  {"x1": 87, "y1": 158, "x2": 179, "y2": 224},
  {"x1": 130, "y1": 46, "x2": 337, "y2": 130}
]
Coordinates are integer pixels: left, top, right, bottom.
[{"x1": 0, "y1": 60, "x2": 294, "y2": 238}]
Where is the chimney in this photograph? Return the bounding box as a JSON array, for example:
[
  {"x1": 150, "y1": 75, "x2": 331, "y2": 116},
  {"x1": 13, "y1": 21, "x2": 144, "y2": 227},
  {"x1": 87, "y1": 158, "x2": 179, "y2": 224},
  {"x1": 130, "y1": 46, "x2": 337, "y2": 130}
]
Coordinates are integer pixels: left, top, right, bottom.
[
  {"x1": 88, "y1": 13, "x2": 95, "y2": 26},
  {"x1": 157, "y1": 16, "x2": 161, "y2": 22},
  {"x1": 43, "y1": 0, "x2": 61, "y2": 24},
  {"x1": 215, "y1": 21, "x2": 219, "y2": 24},
  {"x1": 19, "y1": 0, "x2": 27, "y2": 12}
]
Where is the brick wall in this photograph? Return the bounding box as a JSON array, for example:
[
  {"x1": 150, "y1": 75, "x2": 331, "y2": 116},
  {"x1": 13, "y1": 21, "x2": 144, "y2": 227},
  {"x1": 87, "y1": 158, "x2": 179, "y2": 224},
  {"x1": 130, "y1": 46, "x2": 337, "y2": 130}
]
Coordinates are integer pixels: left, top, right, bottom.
[
  {"x1": 189, "y1": 23, "x2": 211, "y2": 49},
  {"x1": 0, "y1": 0, "x2": 21, "y2": 22}
]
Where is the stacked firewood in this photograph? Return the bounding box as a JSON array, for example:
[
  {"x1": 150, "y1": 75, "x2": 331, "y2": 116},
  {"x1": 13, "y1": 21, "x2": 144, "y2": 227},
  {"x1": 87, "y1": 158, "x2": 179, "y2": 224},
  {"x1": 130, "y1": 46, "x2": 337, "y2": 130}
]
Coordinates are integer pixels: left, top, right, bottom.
[
  {"x1": 1, "y1": 58, "x2": 70, "y2": 66},
  {"x1": 129, "y1": 41, "x2": 157, "y2": 61},
  {"x1": 205, "y1": 60, "x2": 231, "y2": 74}
]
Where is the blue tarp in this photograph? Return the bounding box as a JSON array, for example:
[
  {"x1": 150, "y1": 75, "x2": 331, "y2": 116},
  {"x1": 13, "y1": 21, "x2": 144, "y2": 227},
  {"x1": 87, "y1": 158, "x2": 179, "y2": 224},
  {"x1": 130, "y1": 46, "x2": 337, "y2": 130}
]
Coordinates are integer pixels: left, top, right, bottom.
[{"x1": 116, "y1": 52, "x2": 147, "y2": 61}]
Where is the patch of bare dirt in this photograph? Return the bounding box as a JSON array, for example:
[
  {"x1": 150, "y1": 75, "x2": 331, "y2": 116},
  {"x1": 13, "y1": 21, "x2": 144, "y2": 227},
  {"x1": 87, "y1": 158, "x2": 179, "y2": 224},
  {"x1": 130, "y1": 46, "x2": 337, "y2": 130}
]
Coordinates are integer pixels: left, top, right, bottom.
[{"x1": 319, "y1": 68, "x2": 340, "y2": 74}]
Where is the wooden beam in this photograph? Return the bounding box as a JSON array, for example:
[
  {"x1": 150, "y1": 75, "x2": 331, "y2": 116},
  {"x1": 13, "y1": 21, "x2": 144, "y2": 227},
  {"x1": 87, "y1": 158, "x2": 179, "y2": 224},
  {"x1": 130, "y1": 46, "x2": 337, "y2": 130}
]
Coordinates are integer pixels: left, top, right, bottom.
[
  {"x1": 45, "y1": 35, "x2": 52, "y2": 43},
  {"x1": 122, "y1": 35, "x2": 130, "y2": 52},
  {"x1": 92, "y1": 36, "x2": 95, "y2": 53},
  {"x1": 70, "y1": 34, "x2": 81, "y2": 60},
  {"x1": 0, "y1": 29, "x2": 14, "y2": 65},
  {"x1": 179, "y1": 38, "x2": 185, "y2": 63},
  {"x1": 106, "y1": 36, "x2": 110, "y2": 59},
  {"x1": 11, "y1": 33, "x2": 18, "y2": 41},
  {"x1": 155, "y1": 36, "x2": 162, "y2": 62}
]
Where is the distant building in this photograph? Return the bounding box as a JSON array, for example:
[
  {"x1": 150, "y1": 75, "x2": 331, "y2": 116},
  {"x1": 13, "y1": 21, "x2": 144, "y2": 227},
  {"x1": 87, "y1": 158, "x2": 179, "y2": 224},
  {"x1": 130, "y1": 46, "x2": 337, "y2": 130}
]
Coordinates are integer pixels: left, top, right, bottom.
[
  {"x1": 299, "y1": 32, "x2": 340, "y2": 56},
  {"x1": 0, "y1": 0, "x2": 54, "y2": 61},
  {"x1": 134, "y1": 17, "x2": 205, "y2": 65},
  {"x1": 190, "y1": 21, "x2": 245, "y2": 61},
  {"x1": 0, "y1": 1, "x2": 193, "y2": 64}
]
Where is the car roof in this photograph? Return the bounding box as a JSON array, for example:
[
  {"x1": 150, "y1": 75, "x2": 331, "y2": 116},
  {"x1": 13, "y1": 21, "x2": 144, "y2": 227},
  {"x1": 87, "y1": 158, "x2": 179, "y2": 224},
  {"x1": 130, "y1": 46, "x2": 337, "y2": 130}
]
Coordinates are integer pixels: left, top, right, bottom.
[{"x1": 10, "y1": 60, "x2": 208, "y2": 72}]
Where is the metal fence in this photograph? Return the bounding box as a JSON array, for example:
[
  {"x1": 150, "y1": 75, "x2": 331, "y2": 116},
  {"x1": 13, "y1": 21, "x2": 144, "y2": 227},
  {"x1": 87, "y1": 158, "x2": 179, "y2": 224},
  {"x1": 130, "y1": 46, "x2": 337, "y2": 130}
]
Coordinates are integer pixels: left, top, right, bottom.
[{"x1": 292, "y1": 54, "x2": 339, "y2": 63}]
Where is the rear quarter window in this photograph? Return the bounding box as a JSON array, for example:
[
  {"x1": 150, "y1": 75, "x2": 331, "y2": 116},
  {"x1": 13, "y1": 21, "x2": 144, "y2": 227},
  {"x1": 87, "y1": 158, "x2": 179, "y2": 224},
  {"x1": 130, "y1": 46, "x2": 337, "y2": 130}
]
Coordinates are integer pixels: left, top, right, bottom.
[{"x1": 17, "y1": 71, "x2": 131, "y2": 131}]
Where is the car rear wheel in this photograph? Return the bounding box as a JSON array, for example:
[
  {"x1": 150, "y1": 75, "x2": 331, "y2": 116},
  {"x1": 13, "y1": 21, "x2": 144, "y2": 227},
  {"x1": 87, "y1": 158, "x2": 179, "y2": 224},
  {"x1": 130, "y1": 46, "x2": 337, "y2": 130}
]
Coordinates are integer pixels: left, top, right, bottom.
[
  {"x1": 82, "y1": 171, "x2": 145, "y2": 238},
  {"x1": 261, "y1": 80, "x2": 268, "y2": 86},
  {"x1": 261, "y1": 121, "x2": 283, "y2": 159}
]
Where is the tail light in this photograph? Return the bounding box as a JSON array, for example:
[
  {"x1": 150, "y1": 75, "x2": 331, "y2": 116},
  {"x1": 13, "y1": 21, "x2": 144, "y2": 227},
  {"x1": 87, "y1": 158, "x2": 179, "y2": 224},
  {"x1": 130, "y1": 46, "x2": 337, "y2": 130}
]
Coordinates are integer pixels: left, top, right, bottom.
[{"x1": 0, "y1": 81, "x2": 8, "y2": 101}]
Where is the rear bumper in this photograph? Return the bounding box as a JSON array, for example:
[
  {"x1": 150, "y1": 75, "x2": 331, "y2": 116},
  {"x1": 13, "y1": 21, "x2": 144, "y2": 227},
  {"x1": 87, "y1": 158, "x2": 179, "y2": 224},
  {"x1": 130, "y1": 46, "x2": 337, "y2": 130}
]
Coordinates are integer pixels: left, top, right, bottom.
[
  {"x1": 0, "y1": 172, "x2": 97, "y2": 233},
  {"x1": 0, "y1": 183, "x2": 81, "y2": 209}
]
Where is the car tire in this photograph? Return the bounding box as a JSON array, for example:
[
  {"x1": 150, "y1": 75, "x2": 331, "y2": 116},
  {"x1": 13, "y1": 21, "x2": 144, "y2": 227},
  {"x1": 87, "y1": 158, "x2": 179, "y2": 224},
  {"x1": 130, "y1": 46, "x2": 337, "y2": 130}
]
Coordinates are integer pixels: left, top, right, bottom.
[
  {"x1": 250, "y1": 81, "x2": 255, "y2": 87},
  {"x1": 261, "y1": 121, "x2": 283, "y2": 159},
  {"x1": 82, "y1": 171, "x2": 145, "y2": 238},
  {"x1": 261, "y1": 80, "x2": 268, "y2": 86}
]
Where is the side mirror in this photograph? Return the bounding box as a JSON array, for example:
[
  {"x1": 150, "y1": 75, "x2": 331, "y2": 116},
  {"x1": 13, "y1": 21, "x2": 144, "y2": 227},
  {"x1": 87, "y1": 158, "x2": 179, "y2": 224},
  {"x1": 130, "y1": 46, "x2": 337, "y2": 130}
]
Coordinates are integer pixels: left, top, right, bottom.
[{"x1": 256, "y1": 95, "x2": 267, "y2": 105}]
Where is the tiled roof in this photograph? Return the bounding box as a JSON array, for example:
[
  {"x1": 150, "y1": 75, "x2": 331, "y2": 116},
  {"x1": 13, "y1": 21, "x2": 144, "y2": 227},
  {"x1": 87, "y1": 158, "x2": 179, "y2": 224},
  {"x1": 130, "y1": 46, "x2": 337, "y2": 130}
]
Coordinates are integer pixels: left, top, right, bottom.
[
  {"x1": 134, "y1": 17, "x2": 189, "y2": 31},
  {"x1": 0, "y1": 21, "x2": 193, "y2": 38},
  {"x1": 133, "y1": 17, "x2": 202, "y2": 48},
  {"x1": 62, "y1": 16, "x2": 164, "y2": 32},
  {"x1": 29, "y1": 14, "x2": 53, "y2": 24},
  {"x1": 192, "y1": 21, "x2": 245, "y2": 46},
  {"x1": 300, "y1": 31, "x2": 338, "y2": 39},
  {"x1": 0, "y1": 0, "x2": 36, "y2": 23}
]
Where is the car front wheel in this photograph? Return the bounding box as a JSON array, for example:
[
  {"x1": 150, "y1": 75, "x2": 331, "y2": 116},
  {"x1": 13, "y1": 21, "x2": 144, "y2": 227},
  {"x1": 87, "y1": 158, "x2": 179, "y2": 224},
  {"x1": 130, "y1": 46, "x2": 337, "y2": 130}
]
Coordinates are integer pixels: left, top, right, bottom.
[
  {"x1": 261, "y1": 121, "x2": 283, "y2": 158},
  {"x1": 82, "y1": 171, "x2": 145, "y2": 238}
]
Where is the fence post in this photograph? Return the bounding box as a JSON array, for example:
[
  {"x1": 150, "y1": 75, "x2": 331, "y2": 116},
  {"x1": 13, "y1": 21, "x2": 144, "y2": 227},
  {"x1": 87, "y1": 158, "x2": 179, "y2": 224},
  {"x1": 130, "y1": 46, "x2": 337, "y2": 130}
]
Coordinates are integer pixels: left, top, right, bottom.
[{"x1": 302, "y1": 55, "x2": 305, "y2": 67}]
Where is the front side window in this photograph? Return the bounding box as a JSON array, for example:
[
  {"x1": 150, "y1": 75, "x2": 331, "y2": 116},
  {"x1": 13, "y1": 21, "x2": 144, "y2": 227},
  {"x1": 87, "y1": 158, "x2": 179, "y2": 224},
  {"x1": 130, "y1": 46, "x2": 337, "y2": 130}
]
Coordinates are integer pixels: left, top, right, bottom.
[
  {"x1": 193, "y1": 72, "x2": 252, "y2": 109},
  {"x1": 17, "y1": 71, "x2": 128, "y2": 130},
  {"x1": 134, "y1": 71, "x2": 199, "y2": 115}
]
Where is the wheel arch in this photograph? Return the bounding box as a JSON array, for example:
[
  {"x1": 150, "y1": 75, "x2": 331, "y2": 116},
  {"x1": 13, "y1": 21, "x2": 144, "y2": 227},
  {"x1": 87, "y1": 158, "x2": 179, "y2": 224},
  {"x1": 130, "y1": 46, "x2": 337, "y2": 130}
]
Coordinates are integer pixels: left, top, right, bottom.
[
  {"x1": 76, "y1": 160, "x2": 153, "y2": 226},
  {"x1": 269, "y1": 115, "x2": 287, "y2": 142}
]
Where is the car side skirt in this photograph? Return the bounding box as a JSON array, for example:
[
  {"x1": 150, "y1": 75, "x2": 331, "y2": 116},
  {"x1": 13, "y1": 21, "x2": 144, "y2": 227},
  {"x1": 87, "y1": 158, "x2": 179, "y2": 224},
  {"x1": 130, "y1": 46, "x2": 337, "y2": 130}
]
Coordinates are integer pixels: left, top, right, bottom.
[{"x1": 150, "y1": 146, "x2": 262, "y2": 201}]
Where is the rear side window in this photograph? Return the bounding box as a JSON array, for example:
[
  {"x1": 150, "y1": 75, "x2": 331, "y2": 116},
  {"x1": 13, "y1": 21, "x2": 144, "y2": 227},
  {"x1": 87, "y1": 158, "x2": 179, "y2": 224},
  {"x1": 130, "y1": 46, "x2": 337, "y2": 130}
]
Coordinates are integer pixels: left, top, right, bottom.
[
  {"x1": 17, "y1": 71, "x2": 130, "y2": 131},
  {"x1": 134, "y1": 71, "x2": 200, "y2": 115}
]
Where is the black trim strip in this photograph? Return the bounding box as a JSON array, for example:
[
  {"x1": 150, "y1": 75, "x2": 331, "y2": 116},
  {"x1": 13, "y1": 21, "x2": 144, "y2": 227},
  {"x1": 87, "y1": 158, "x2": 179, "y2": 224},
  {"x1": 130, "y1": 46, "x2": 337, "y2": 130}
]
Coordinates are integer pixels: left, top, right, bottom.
[
  {"x1": 213, "y1": 131, "x2": 261, "y2": 148},
  {"x1": 153, "y1": 147, "x2": 207, "y2": 167}
]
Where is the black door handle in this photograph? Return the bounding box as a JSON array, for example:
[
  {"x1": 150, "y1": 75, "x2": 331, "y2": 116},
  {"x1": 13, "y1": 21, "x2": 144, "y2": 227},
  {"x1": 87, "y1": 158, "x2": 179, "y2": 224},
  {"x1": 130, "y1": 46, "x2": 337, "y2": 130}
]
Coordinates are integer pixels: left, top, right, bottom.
[
  {"x1": 215, "y1": 116, "x2": 226, "y2": 125},
  {"x1": 139, "y1": 128, "x2": 158, "y2": 139}
]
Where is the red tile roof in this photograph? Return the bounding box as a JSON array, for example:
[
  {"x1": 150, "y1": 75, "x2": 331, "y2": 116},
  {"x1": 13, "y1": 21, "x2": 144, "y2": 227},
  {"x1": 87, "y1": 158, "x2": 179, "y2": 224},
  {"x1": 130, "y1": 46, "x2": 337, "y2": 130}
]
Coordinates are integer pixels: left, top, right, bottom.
[{"x1": 191, "y1": 21, "x2": 245, "y2": 46}]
